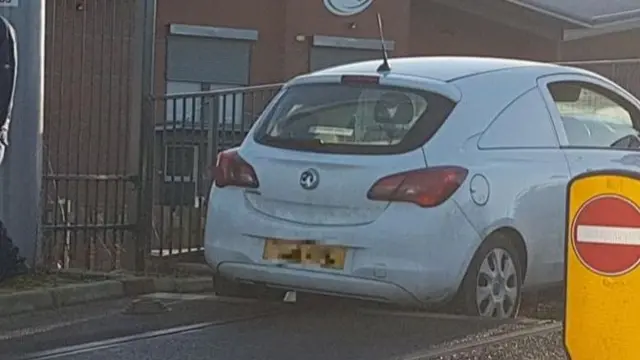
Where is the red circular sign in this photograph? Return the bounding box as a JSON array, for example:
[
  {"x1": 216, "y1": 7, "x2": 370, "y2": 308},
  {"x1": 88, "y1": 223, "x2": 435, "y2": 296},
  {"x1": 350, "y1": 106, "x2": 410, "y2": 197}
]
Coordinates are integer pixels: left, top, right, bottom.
[{"x1": 572, "y1": 194, "x2": 640, "y2": 276}]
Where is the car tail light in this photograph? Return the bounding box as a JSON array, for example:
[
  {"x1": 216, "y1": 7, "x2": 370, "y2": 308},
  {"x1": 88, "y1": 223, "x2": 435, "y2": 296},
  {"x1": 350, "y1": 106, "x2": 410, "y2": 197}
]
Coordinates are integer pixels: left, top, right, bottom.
[
  {"x1": 212, "y1": 149, "x2": 259, "y2": 188},
  {"x1": 367, "y1": 166, "x2": 468, "y2": 208}
]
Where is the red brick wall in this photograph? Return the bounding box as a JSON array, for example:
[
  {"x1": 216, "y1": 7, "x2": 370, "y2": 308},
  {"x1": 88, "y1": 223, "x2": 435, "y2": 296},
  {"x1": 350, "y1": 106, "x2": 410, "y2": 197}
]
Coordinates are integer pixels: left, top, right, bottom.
[
  {"x1": 278, "y1": 0, "x2": 412, "y2": 79},
  {"x1": 155, "y1": 0, "x2": 412, "y2": 93},
  {"x1": 560, "y1": 29, "x2": 640, "y2": 61},
  {"x1": 409, "y1": 2, "x2": 557, "y2": 61}
]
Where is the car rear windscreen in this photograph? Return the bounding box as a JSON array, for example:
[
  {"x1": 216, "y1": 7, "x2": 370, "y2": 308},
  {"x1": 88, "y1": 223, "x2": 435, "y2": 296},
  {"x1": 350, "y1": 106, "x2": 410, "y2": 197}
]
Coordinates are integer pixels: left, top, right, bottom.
[{"x1": 253, "y1": 83, "x2": 456, "y2": 155}]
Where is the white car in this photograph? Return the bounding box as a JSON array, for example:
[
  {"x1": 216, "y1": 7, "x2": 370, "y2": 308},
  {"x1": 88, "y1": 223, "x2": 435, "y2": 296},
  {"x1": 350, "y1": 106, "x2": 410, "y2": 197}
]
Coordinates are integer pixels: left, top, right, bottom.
[{"x1": 204, "y1": 56, "x2": 640, "y2": 318}]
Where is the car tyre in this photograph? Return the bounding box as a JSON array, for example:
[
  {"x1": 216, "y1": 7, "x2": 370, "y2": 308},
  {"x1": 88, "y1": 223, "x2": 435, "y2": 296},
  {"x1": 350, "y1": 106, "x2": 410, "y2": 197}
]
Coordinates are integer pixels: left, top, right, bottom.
[{"x1": 457, "y1": 233, "x2": 523, "y2": 319}]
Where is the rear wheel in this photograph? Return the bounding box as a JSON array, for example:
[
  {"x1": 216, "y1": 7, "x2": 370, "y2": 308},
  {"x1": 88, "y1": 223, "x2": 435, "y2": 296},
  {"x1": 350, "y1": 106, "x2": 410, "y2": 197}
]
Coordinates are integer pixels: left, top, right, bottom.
[{"x1": 457, "y1": 233, "x2": 523, "y2": 318}]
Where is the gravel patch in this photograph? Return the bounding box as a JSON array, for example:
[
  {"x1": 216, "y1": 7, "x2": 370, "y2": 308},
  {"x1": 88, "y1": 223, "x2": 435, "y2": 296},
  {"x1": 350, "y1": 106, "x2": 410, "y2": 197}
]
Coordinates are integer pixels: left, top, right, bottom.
[
  {"x1": 425, "y1": 289, "x2": 568, "y2": 359},
  {"x1": 519, "y1": 299, "x2": 564, "y2": 321},
  {"x1": 424, "y1": 321, "x2": 550, "y2": 351},
  {"x1": 431, "y1": 328, "x2": 566, "y2": 360},
  {"x1": 519, "y1": 287, "x2": 565, "y2": 321}
]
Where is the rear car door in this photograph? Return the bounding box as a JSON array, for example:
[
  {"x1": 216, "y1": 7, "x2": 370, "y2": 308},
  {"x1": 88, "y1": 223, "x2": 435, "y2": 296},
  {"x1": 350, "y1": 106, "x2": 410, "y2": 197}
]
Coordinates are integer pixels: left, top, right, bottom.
[{"x1": 538, "y1": 74, "x2": 640, "y2": 177}]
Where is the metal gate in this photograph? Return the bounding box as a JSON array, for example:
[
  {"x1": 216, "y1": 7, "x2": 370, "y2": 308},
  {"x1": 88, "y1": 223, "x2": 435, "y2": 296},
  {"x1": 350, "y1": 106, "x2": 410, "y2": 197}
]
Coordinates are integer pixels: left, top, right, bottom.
[
  {"x1": 41, "y1": 0, "x2": 143, "y2": 271},
  {"x1": 146, "y1": 85, "x2": 282, "y2": 259}
]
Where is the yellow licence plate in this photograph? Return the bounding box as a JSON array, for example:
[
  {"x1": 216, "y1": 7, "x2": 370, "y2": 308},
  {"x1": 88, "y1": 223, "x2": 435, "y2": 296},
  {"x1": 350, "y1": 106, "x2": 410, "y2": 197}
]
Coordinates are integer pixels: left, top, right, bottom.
[{"x1": 263, "y1": 239, "x2": 346, "y2": 270}]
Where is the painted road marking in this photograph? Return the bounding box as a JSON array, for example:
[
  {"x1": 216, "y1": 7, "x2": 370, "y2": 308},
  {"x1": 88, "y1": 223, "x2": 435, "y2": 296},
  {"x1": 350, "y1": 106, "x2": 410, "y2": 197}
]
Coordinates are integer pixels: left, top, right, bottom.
[
  {"x1": 0, "y1": 312, "x2": 119, "y2": 341},
  {"x1": 0, "y1": 294, "x2": 224, "y2": 343},
  {"x1": 15, "y1": 309, "x2": 283, "y2": 360},
  {"x1": 13, "y1": 322, "x2": 215, "y2": 360}
]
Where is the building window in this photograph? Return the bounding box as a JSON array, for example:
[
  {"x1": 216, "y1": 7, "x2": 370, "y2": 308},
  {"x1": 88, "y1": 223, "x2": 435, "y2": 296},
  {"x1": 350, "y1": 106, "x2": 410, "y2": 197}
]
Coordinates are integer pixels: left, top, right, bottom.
[
  {"x1": 164, "y1": 145, "x2": 198, "y2": 182},
  {"x1": 165, "y1": 81, "x2": 204, "y2": 126}
]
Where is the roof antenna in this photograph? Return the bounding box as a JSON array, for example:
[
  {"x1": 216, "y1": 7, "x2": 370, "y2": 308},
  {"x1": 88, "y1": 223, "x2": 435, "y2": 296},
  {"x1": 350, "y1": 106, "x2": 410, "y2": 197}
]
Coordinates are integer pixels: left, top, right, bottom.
[{"x1": 376, "y1": 13, "x2": 390, "y2": 73}]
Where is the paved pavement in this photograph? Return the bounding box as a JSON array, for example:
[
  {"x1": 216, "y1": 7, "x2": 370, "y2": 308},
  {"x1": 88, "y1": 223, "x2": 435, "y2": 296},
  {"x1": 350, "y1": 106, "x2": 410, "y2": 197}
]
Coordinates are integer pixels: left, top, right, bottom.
[{"x1": 0, "y1": 292, "x2": 564, "y2": 360}]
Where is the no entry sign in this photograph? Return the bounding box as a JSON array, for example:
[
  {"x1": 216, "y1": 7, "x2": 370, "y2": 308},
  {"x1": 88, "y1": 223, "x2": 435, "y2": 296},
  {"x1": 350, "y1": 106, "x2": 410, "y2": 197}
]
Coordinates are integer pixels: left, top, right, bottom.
[
  {"x1": 565, "y1": 170, "x2": 640, "y2": 360},
  {"x1": 572, "y1": 195, "x2": 640, "y2": 276}
]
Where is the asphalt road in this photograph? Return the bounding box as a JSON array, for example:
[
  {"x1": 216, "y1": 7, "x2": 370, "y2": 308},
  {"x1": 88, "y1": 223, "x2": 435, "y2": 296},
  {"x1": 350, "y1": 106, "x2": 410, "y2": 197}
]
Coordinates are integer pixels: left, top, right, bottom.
[{"x1": 0, "y1": 292, "x2": 561, "y2": 360}]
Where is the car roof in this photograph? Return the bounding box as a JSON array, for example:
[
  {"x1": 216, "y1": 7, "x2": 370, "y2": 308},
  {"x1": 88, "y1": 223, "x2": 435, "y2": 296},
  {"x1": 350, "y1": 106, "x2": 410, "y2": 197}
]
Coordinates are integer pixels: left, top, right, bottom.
[{"x1": 309, "y1": 56, "x2": 574, "y2": 82}]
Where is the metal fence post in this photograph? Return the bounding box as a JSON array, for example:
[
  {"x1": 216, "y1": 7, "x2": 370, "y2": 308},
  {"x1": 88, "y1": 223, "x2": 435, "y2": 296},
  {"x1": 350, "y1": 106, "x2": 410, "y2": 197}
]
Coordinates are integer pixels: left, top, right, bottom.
[
  {"x1": 128, "y1": 0, "x2": 156, "y2": 272},
  {"x1": 206, "y1": 95, "x2": 220, "y2": 189},
  {"x1": 0, "y1": 0, "x2": 45, "y2": 268}
]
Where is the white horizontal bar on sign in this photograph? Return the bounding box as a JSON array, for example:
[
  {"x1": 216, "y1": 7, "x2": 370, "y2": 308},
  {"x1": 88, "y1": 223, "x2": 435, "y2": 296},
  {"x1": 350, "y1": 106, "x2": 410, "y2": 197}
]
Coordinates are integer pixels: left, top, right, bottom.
[
  {"x1": 576, "y1": 225, "x2": 640, "y2": 246},
  {"x1": 0, "y1": 0, "x2": 18, "y2": 7}
]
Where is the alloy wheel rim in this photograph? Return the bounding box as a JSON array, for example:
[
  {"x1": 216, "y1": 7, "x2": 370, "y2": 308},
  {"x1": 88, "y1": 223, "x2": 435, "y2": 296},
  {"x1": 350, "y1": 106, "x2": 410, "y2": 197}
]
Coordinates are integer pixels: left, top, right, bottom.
[{"x1": 475, "y1": 248, "x2": 519, "y2": 318}]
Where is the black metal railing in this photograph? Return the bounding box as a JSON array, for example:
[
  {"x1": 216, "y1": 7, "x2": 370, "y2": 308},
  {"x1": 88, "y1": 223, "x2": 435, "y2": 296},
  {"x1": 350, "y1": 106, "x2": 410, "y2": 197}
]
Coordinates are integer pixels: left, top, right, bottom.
[{"x1": 146, "y1": 84, "x2": 282, "y2": 258}]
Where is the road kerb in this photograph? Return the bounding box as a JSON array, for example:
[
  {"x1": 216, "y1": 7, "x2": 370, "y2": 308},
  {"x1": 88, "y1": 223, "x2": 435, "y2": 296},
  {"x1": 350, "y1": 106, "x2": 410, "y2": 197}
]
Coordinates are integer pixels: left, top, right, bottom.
[
  {"x1": 0, "y1": 276, "x2": 214, "y2": 318},
  {"x1": 174, "y1": 277, "x2": 213, "y2": 293},
  {"x1": 50, "y1": 280, "x2": 124, "y2": 308},
  {"x1": 121, "y1": 277, "x2": 156, "y2": 296},
  {"x1": 0, "y1": 289, "x2": 54, "y2": 317},
  {"x1": 152, "y1": 277, "x2": 177, "y2": 292}
]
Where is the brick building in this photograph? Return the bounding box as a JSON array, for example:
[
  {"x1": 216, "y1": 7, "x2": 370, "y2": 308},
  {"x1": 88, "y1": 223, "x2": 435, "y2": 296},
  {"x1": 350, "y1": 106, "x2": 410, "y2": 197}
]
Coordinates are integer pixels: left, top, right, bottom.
[{"x1": 154, "y1": 0, "x2": 640, "y2": 94}]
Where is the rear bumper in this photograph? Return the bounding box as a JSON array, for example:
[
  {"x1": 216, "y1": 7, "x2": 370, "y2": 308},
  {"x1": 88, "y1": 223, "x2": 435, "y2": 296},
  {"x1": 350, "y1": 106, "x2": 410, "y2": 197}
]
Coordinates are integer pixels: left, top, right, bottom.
[
  {"x1": 215, "y1": 261, "x2": 420, "y2": 304},
  {"x1": 204, "y1": 186, "x2": 483, "y2": 305}
]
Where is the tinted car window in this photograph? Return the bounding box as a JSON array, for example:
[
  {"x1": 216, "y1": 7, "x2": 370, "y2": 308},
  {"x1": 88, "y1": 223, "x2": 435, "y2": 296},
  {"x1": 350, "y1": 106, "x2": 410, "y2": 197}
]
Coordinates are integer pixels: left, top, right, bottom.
[{"x1": 254, "y1": 83, "x2": 456, "y2": 155}]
